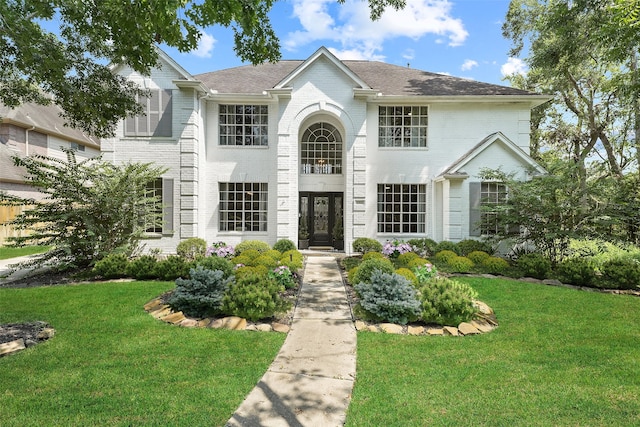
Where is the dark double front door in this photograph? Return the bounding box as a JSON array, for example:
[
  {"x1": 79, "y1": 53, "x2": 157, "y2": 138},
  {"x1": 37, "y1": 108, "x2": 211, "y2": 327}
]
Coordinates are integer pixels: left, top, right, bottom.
[{"x1": 299, "y1": 192, "x2": 343, "y2": 247}]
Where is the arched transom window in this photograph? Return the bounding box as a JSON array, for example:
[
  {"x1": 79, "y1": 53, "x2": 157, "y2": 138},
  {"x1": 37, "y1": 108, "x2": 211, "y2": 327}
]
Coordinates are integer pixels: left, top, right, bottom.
[{"x1": 300, "y1": 122, "x2": 342, "y2": 174}]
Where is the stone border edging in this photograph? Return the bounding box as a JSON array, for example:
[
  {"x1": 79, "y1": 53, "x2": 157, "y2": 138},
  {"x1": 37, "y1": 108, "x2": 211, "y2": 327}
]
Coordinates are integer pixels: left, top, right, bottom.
[{"x1": 0, "y1": 324, "x2": 56, "y2": 357}]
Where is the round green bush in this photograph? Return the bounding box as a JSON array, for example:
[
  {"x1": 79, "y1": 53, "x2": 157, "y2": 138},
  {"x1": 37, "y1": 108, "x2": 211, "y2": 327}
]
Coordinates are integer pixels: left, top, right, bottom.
[
  {"x1": 167, "y1": 266, "x2": 232, "y2": 318},
  {"x1": 234, "y1": 265, "x2": 269, "y2": 280},
  {"x1": 92, "y1": 253, "x2": 128, "y2": 279},
  {"x1": 407, "y1": 257, "x2": 431, "y2": 269},
  {"x1": 231, "y1": 254, "x2": 254, "y2": 267},
  {"x1": 273, "y1": 239, "x2": 296, "y2": 253},
  {"x1": 352, "y1": 237, "x2": 382, "y2": 254},
  {"x1": 347, "y1": 267, "x2": 359, "y2": 284},
  {"x1": 362, "y1": 251, "x2": 386, "y2": 261},
  {"x1": 395, "y1": 252, "x2": 421, "y2": 268},
  {"x1": 447, "y1": 256, "x2": 475, "y2": 273},
  {"x1": 467, "y1": 251, "x2": 491, "y2": 265},
  {"x1": 239, "y1": 249, "x2": 261, "y2": 261},
  {"x1": 153, "y1": 256, "x2": 193, "y2": 281},
  {"x1": 341, "y1": 256, "x2": 362, "y2": 272},
  {"x1": 195, "y1": 256, "x2": 234, "y2": 279},
  {"x1": 234, "y1": 240, "x2": 271, "y2": 255},
  {"x1": 352, "y1": 257, "x2": 395, "y2": 285},
  {"x1": 481, "y1": 256, "x2": 510, "y2": 275},
  {"x1": 395, "y1": 267, "x2": 418, "y2": 286},
  {"x1": 434, "y1": 250, "x2": 458, "y2": 264},
  {"x1": 433, "y1": 241, "x2": 460, "y2": 255},
  {"x1": 176, "y1": 237, "x2": 207, "y2": 261},
  {"x1": 279, "y1": 250, "x2": 304, "y2": 272},
  {"x1": 222, "y1": 273, "x2": 290, "y2": 322},
  {"x1": 264, "y1": 249, "x2": 283, "y2": 261},
  {"x1": 556, "y1": 257, "x2": 596, "y2": 286},
  {"x1": 599, "y1": 258, "x2": 640, "y2": 290},
  {"x1": 517, "y1": 253, "x2": 551, "y2": 279},
  {"x1": 456, "y1": 239, "x2": 493, "y2": 256},
  {"x1": 125, "y1": 255, "x2": 158, "y2": 279},
  {"x1": 354, "y1": 271, "x2": 421, "y2": 325},
  {"x1": 406, "y1": 238, "x2": 438, "y2": 257},
  {"x1": 255, "y1": 254, "x2": 278, "y2": 269},
  {"x1": 419, "y1": 277, "x2": 479, "y2": 326}
]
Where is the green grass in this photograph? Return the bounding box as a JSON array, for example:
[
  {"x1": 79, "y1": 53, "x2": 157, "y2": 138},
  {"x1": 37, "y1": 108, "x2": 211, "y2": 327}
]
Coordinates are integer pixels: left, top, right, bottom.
[
  {"x1": 0, "y1": 281, "x2": 285, "y2": 426},
  {"x1": 346, "y1": 277, "x2": 640, "y2": 426},
  {"x1": 0, "y1": 245, "x2": 50, "y2": 260}
]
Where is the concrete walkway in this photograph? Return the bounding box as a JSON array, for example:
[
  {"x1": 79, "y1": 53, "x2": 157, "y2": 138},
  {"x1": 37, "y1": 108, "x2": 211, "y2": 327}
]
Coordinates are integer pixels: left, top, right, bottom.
[
  {"x1": 227, "y1": 255, "x2": 357, "y2": 427},
  {"x1": 0, "y1": 255, "x2": 38, "y2": 284}
]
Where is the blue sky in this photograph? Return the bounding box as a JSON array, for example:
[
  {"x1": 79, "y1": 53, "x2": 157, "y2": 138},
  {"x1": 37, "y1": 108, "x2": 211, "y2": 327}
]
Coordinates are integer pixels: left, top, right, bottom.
[{"x1": 160, "y1": 0, "x2": 526, "y2": 86}]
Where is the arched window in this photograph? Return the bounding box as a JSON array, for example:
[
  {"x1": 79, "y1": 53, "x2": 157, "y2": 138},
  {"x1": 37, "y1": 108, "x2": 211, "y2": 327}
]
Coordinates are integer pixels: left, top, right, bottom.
[{"x1": 300, "y1": 123, "x2": 342, "y2": 174}]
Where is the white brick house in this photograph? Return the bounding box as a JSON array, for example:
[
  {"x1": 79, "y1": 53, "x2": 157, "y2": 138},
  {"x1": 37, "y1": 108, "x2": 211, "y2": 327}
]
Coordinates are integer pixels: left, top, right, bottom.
[{"x1": 103, "y1": 47, "x2": 548, "y2": 254}]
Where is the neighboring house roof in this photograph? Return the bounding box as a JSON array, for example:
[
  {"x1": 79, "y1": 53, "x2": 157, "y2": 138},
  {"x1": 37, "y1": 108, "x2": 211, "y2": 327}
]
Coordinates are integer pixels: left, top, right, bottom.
[
  {"x1": 0, "y1": 101, "x2": 100, "y2": 148},
  {"x1": 437, "y1": 132, "x2": 547, "y2": 179},
  {"x1": 0, "y1": 143, "x2": 27, "y2": 184},
  {"x1": 195, "y1": 47, "x2": 547, "y2": 103}
]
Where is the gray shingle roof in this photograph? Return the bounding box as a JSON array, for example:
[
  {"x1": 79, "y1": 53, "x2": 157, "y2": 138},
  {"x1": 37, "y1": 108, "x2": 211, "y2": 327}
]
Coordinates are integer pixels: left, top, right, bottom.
[
  {"x1": 195, "y1": 60, "x2": 535, "y2": 97},
  {"x1": 0, "y1": 102, "x2": 100, "y2": 147}
]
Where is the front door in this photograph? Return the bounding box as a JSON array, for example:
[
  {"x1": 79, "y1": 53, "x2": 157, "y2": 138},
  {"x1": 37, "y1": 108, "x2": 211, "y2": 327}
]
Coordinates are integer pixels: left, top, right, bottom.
[{"x1": 299, "y1": 192, "x2": 343, "y2": 247}]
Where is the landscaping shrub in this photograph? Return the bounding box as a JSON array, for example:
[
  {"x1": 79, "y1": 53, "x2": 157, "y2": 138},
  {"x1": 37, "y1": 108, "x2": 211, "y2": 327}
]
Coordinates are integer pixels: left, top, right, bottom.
[
  {"x1": 341, "y1": 256, "x2": 362, "y2": 271},
  {"x1": 517, "y1": 253, "x2": 552, "y2": 279},
  {"x1": 363, "y1": 251, "x2": 386, "y2": 261},
  {"x1": 456, "y1": 239, "x2": 493, "y2": 256},
  {"x1": 351, "y1": 257, "x2": 395, "y2": 285},
  {"x1": 234, "y1": 240, "x2": 271, "y2": 255},
  {"x1": 395, "y1": 252, "x2": 421, "y2": 269},
  {"x1": 406, "y1": 257, "x2": 431, "y2": 269},
  {"x1": 347, "y1": 267, "x2": 359, "y2": 284},
  {"x1": 433, "y1": 241, "x2": 460, "y2": 255},
  {"x1": 268, "y1": 265, "x2": 297, "y2": 289},
  {"x1": 481, "y1": 256, "x2": 510, "y2": 275},
  {"x1": 238, "y1": 249, "x2": 261, "y2": 262},
  {"x1": 153, "y1": 256, "x2": 192, "y2": 281},
  {"x1": 395, "y1": 267, "x2": 418, "y2": 286},
  {"x1": 434, "y1": 250, "x2": 458, "y2": 264},
  {"x1": 599, "y1": 258, "x2": 640, "y2": 290},
  {"x1": 556, "y1": 257, "x2": 596, "y2": 286},
  {"x1": 447, "y1": 256, "x2": 475, "y2": 273},
  {"x1": 354, "y1": 271, "x2": 421, "y2": 325},
  {"x1": 467, "y1": 250, "x2": 491, "y2": 265},
  {"x1": 222, "y1": 273, "x2": 290, "y2": 321},
  {"x1": 92, "y1": 253, "x2": 128, "y2": 279},
  {"x1": 412, "y1": 262, "x2": 438, "y2": 284},
  {"x1": 234, "y1": 265, "x2": 269, "y2": 280},
  {"x1": 406, "y1": 238, "x2": 438, "y2": 257},
  {"x1": 279, "y1": 250, "x2": 304, "y2": 271},
  {"x1": 167, "y1": 266, "x2": 232, "y2": 318},
  {"x1": 382, "y1": 240, "x2": 414, "y2": 258},
  {"x1": 176, "y1": 238, "x2": 207, "y2": 261},
  {"x1": 125, "y1": 255, "x2": 158, "y2": 279},
  {"x1": 254, "y1": 254, "x2": 278, "y2": 269},
  {"x1": 264, "y1": 249, "x2": 283, "y2": 261},
  {"x1": 205, "y1": 241, "x2": 235, "y2": 258},
  {"x1": 273, "y1": 239, "x2": 296, "y2": 253},
  {"x1": 419, "y1": 277, "x2": 478, "y2": 326},
  {"x1": 195, "y1": 256, "x2": 234, "y2": 279},
  {"x1": 353, "y1": 237, "x2": 382, "y2": 254}
]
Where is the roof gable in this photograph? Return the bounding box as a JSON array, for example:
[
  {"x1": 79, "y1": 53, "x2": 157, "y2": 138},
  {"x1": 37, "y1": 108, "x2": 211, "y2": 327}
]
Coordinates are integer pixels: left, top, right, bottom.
[
  {"x1": 274, "y1": 47, "x2": 370, "y2": 90},
  {"x1": 439, "y1": 132, "x2": 546, "y2": 178},
  {"x1": 110, "y1": 46, "x2": 196, "y2": 82}
]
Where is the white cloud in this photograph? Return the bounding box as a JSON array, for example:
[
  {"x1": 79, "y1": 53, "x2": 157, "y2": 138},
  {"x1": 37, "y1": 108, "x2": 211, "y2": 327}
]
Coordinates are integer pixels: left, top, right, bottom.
[
  {"x1": 192, "y1": 32, "x2": 216, "y2": 58},
  {"x1": 461, "y1": 59, "x2": 478, "y2": 71},
  {"x1": 501, "y1": 57, "x2": 527, "y2": 77},
  {"x1": 402, "y1": 49, "x2": 415, "y2": 60},
  {"x1": 284, "y1": 0, "x2": 468, "y2": 60}
]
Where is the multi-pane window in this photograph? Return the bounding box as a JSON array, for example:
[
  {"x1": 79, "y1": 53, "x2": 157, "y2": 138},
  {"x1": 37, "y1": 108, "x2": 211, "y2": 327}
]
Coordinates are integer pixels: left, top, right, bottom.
[
  {"x1": 377, "y1": 184, "x2": 426, "y2": 233},
  {"x1": 125, "y1": 89, "x2": 173, "y2": 137},
  {"x1": 480, "y1": 182, "x2": 508, "y2": 235},
  {"x1": 378, "y1": 106, "x2": 428, "y2": 148},
  {"x1": 300, "y1": 123, "x2": 342, "y2": 174},
  {"x1": 219, "y1": 182, "x2": 268, "y2": 232},
  {"x1": 144, "y1": 178, "x2": 163, "y2": 234},
  {"x1": 219, "y1": 105, "x2": 268, "y2": 146}
]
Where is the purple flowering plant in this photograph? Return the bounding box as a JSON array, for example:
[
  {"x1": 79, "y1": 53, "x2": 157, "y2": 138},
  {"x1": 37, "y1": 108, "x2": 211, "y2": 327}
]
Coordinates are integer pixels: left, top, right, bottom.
[
  {"x1": 268, "y1": 265, "x2": 297, "y2": 289},
  {"x1": 206, "y1": 241, "x2": 235, "y2": 259},
  {"x1": 382, "y1": 240, "x2": 415, "y2": 258}
]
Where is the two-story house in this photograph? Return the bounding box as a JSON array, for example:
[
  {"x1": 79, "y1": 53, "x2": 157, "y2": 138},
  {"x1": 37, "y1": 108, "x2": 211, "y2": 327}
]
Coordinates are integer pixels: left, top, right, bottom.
[{"x1": 102, "y1": 46, "x2": 548, "y2": 254}]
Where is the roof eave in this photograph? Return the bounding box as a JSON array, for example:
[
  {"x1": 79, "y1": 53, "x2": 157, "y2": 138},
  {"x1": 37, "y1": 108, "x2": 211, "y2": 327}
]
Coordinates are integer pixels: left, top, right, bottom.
[{"x1": 371, "y1": 94, "x2": 552, "y2": 105}]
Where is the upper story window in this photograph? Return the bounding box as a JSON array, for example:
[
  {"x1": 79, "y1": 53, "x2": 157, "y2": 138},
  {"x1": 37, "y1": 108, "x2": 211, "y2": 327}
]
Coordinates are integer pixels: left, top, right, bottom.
[
  {"x1": 378, "y1": 106, "x2": 428, "y2": 148},
  {"x1": 219, "y1": 105, "x2": 268, "y2": 146},
  {"x1": 125, "y1": 89, "x2": 173, "y2": 137},
  {"x1": 300, "y1": 122, "x2": 343, "y2": 174}
]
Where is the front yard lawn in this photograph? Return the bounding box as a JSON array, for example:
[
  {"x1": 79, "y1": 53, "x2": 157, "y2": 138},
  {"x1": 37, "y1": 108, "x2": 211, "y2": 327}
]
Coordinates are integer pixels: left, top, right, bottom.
[
  {"x1": 0, "y1": 245, "x2": 50, "y2": 260},
  {"x1": 346, "y1": 277, "x2": 640, "y2": 426},
  {"x1": 0, "y1": 281, "x2": 285, "y2": 426}
]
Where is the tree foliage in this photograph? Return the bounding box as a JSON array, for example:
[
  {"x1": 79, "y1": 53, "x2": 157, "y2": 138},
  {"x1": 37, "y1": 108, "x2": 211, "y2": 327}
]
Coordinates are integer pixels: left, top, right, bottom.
[
  {"x1": 0, "y1": 149, "x2": 166, "y2": 270},
  {"x1": 0, "y1": 0, "x2": 405, "y2": 137}
]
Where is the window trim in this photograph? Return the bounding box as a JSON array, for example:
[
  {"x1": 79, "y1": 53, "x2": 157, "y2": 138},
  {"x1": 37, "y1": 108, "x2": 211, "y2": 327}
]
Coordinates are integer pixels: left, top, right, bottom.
[
  {"x1": 219, "y1": 182, "x2": 268, "y2": 232},
  {"x1": 377, "y1": 183, "x2": 427, "y2": 234},
  {"x1": 218, "y1": 104, "x2": 269, "y2": 147},
  {"x1": 300, "y1": 122, "x2": 343, "y2": 175},
  {"x1": 378, "y1": 105, "x2": 429, "y2": 149}
]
